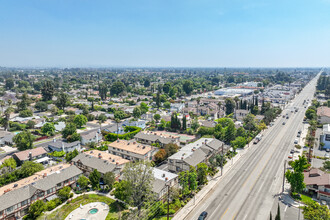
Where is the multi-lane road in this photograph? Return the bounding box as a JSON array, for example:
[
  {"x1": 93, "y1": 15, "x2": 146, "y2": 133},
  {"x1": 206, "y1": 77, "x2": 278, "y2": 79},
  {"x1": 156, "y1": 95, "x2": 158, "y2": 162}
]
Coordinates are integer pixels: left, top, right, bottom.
[{"x1": 185, "y1": 73, "x2": 320, "y2": 220}]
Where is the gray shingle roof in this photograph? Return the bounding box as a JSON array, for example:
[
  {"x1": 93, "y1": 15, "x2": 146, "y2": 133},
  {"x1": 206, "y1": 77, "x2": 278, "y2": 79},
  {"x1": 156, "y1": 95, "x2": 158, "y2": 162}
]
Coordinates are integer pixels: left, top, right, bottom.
[
  {"x1": 134, "y1": 132, "x2": 175, "y2": 145},
  {"x1": 183, "y1": 148, "x2": 207, "y2": 167},
  {"x1": 48, "y1": 140, "x2": 80, "y2": 149},
  {"x1": 0, "y1": 165, "x2": 82, "y2": 211},
  {"x1": 72, "y1": 153, "x2": 117, "y2": 174},
  {"x1": 0, "y1": 184, "x2": 37, "y2": 211},
  {"x1": 33, "y1": 165, "x2": 82, "y2": 191}
]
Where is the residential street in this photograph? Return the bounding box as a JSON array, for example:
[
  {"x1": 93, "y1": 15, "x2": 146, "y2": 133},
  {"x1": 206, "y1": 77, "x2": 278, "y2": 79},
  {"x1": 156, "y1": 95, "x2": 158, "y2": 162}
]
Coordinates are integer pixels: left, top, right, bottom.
[{"x1": 179, "y1": 74, "x2": 320, "y2": 220}]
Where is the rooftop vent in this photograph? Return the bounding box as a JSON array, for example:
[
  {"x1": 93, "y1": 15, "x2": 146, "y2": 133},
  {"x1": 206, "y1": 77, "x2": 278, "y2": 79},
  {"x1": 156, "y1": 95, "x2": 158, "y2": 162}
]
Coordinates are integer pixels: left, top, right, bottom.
[{"x1": 162, "y1": 173, "x2": 165, "y2": 177}]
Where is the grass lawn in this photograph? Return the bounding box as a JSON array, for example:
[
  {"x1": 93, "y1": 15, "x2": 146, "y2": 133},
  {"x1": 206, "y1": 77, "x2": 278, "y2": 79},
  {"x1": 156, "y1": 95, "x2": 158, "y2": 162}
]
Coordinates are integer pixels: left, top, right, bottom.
[
  {"x1": 38, "y1": 194, "x2": 124, "y2": 220},
  {"x1": 299, "y1": 194, "x2": 314, "y2": 204}
]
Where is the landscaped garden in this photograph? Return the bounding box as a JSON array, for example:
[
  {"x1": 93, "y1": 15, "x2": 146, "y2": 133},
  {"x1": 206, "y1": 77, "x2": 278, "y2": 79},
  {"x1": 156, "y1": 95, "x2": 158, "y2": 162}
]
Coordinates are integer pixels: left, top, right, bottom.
[{"x1": 38, "y1": 194, "x2": 125, "y2": 220}]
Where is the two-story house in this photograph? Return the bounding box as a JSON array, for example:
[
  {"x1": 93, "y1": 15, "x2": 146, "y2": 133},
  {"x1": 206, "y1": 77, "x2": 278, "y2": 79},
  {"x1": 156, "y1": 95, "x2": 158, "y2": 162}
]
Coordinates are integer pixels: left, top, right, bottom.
[{"x1": 304, "y1": 168, "x2": 330, "y2": 203}]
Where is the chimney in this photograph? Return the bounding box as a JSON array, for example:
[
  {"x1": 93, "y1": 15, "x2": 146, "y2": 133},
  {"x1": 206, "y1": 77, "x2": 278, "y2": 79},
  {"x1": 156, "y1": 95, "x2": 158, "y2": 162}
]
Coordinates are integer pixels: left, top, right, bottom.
[{"x1": 29, "y1": 152, "x2": 32, "y2": 161}]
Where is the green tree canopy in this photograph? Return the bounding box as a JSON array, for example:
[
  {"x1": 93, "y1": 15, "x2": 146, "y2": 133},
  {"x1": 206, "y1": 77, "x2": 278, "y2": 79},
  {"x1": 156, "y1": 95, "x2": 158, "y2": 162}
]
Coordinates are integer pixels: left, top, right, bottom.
[
  {"x1": 73, "y1": 114, "x2": 87, "y2": 128},
  {"x1": 41, "y1": 122, "x2": 55, "y2": 136},
  {"x1": 13, "y1": 130, "x2": 35, "y2": 151}
]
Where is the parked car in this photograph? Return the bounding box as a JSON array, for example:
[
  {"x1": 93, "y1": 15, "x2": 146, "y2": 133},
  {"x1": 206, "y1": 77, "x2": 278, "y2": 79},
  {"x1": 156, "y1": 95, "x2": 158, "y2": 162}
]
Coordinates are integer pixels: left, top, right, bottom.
[
  {"x1": 297, "y1": 133, "x2": 301, "y2": 138},
  {"x1": 282, "y1": 122, "x2": 286, "y2": 125},
  {"x1": 325, "y1": 153, "x2": 330, "y2": 159},
  {"x1": 198, "y1": 211, "x2": 208, "y2": 220},
  {"x1": 294, "y1": 139, "x2": 298, "y2": 144},
  {"x1": 326, "y1": 148, "x2": 330, "y2": 153},
  {"x1": 288, "y1": 154, "x2": 293, "y2": 159},
  {"x1": 290, "y1": 149, "x2": 295, "y2": 154}
]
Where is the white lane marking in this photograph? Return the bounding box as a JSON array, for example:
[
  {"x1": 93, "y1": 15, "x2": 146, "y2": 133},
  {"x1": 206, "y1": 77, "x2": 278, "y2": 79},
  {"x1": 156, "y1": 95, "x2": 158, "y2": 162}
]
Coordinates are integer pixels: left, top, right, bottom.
[{"x1": 284, "y1": 205, "x2": 288, "y2": 212}]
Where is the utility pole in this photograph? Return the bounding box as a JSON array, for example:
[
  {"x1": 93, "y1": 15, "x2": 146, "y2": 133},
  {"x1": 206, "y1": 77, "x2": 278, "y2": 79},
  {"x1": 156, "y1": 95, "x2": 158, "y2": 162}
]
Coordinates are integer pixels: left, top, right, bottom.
[
  {"x1": 282, "y1": 160, "x2": 287, "y2": 193},
  {"x1": 167, "y1": 184, "x2": 170, "y2": 220}
]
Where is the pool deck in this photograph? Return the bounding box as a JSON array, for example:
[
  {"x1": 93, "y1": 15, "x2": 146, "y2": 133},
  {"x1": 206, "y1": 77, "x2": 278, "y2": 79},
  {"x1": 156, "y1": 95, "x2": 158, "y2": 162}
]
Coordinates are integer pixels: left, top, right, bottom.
[{"x1": 65, "y1": 202, "x2": 109, "y2": 220}]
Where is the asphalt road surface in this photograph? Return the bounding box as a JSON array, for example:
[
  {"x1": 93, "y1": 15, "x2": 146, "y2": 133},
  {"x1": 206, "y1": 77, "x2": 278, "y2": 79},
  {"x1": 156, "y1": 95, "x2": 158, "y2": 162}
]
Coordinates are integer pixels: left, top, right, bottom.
[{"x1": 185, "y1": 73, "x2": 320, "y2": 220}]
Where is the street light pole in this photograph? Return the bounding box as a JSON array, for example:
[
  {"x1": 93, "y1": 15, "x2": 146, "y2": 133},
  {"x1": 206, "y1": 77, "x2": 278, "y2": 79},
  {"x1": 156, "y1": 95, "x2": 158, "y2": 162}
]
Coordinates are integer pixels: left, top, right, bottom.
[
  {"x1": 167, "y1": 184, "x2": 170, "y2": 220},
  {"x1": 282, "y1": 160, "x2": 287, "y2": 193}
]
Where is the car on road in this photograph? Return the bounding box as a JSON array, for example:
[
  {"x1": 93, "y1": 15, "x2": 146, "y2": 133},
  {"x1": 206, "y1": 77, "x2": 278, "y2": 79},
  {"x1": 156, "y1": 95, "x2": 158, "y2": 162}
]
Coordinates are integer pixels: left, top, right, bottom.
[
  {"x1": 282, "y1": 122, "x2": 286, "y2": 125},
  {"x1": 198, "y1": 211, "x2": 208, "y2": 220}
]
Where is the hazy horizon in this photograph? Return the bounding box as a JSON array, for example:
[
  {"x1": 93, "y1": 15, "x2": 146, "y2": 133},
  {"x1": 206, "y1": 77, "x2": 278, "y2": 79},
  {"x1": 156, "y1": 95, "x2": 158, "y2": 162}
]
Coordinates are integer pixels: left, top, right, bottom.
[{"x1": 1, "y1": 0, "x2": 330, "y2": 67}]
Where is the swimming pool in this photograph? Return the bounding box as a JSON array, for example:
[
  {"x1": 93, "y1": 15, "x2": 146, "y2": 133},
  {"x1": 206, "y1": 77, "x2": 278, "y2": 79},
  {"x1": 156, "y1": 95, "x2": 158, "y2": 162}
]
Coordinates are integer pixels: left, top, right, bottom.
[{"x1": 89, "y1": 208, "x2": 99, "y2": 214}]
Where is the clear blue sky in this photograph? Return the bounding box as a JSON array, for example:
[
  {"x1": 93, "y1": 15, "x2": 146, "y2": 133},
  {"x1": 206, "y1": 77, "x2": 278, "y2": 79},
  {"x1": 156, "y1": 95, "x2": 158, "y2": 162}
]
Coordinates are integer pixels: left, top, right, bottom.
[{"x1": 0, "y1": 0, "x2": 330, "y2": 67}]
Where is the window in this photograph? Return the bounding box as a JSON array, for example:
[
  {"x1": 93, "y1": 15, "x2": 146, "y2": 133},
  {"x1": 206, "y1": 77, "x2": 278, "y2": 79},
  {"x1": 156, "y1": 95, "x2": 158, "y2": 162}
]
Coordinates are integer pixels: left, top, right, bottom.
[
  {"x1": 57, "y1": 183, "x2": 62, "y2": 187},
  {"x1": 47, "y1": 189, "x2": 53, "y2": 195},
  {"x1": 31, "y1": 195, "x2": 37, "y2": 201},
  {"x1": 6, "y1": 206, "x2": 13, "y2": 213},
  {"x1": 38, "y1": 192, "x2": 45, "y2": 198},
  {"x1": 21, "y1": 200, "x2": 28, "y2": 206}
]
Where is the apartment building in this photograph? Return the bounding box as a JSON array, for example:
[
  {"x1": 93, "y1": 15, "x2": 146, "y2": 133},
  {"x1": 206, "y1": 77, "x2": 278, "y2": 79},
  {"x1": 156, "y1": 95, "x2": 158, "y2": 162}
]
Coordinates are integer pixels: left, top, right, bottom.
[
  {"x1": 0, "y1": 164, "x2": 82, "y2": 220},
  {"x1": 134, "y1": 131, "x2": 180, "y2": 147},
  {"x1": 71, "y1": 150, "x2": 129, "y2": 176},
  {"x1": 168, "y1": 138, "x2": 226, "y2": 173},
  {"x1": 108, "y1": 139, "x2": 157, "y2": 161}
]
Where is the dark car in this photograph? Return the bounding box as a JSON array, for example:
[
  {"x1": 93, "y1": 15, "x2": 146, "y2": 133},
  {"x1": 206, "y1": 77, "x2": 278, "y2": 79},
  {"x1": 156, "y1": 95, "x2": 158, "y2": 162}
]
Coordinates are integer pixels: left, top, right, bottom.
[{"x1": 198, "y1": 211, "x2": 208, "y2": 220}]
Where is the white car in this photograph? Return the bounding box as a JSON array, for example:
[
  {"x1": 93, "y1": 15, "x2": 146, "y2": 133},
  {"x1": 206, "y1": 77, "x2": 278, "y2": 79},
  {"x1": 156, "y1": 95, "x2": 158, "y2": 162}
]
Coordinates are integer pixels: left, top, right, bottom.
[
  {"x1": 325, "y1": 154, "x2": 330, "y2": 159},
  {"x1": 294, "y1": 139, "x2": 298, "y2": 144}
]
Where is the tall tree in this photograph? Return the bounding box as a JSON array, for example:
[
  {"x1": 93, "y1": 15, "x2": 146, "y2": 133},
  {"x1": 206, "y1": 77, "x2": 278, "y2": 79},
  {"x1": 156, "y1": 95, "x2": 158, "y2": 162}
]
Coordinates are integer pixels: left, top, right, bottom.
[
  {"x1": 5, "y1": 78, "x2": 15, "y2": 90},
  {"x1": 182, "y1": 80, "x2": 194, "y2": 95},
  {"x1": 89, "y1": 169, "x2": 101, "y2": 188},
  {"x1": 285, "y1": 155, "x2": 310, "y2": 193},
  {"x1": 41, "y1": 80, "x2": 55, "y2": 101},
  {"x1": 225, "y1": 98, "x2": 235, "y2": 115},
  {"x1": 98, "y1": 83, "x2": 108, "y2": 100},
  {"x1": 13, "y1": 130, "x2": 35, "y2": 151},
  {"x1": 197, "y1": 163, "x2": 208, "y2": 185},
  {"x1": 103, "y1": 172, "x2": 116, "y2": 189},
  {"x1": 55, "y1": 92, "x2": 70, "y2": 110},
  {"x1": 73, "y1": 114, "x2": 87, "y2": 128},
  {"x1": 110, "y1": 81, "x2": 126, "y2": 96},
  {"x1": 121, "y1": 161, "x2": 154, "y2": 211}
]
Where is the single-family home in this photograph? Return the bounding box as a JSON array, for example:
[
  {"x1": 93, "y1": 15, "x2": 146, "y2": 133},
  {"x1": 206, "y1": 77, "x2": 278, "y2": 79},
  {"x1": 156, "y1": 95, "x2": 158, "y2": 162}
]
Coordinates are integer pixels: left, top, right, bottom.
[
  {"x1": 48, "y1": 140, "x2": 81, "y2": 153},
  {"x1": 80, "y1": 130, "x2": 103, "y2": 145},
  {"x1": 304, "y1": 168, "x2": 330, "y2": 203},
  {"x1": 12, "y1": 147, "x2": 49, "y2": 165}
]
